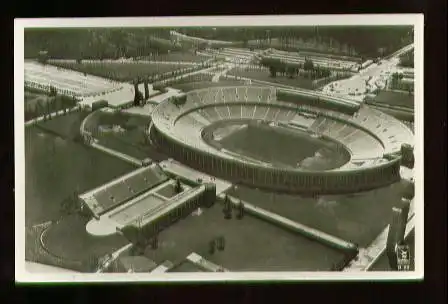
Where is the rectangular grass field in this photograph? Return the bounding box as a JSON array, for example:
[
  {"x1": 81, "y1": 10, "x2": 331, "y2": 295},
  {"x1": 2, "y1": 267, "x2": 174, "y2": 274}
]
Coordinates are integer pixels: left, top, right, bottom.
[
  {"x1": 226, "y1": 184, "x2": 403, "y2": 248},
  {"x1": 49, "y1": 62, "x2": 196, "y2": 82},
  {"x1": 143, "y1": 202, "x2": 345, "y2": 271}
]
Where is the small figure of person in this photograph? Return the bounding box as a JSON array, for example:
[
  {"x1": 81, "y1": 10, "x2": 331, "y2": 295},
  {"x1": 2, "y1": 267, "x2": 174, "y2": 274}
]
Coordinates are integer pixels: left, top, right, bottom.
[
  {"x1": 208, "y1": 239, "x2": 216, "y2": 255},
  {"x1": 216, "y1": 236, "x2": 226, "y2": 251},
  {"x1": 236, "y1": 200, "x2": 245, "y2": 220},
  {"x1": 223, "y1": 201, "x2": 232, "y2": 220}
]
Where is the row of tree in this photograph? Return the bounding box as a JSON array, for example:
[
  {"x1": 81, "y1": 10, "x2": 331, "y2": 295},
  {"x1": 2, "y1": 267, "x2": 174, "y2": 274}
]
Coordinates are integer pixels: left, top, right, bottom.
[
  {"x1": 26, "y1": 26, "x2": 413, "y2": 61},
  {"x1": 388, "y1": 72, "x2": 413, "y2": 94},
  {"x1": 259, "y1": 57, "x2": 332, "y2": 79}
]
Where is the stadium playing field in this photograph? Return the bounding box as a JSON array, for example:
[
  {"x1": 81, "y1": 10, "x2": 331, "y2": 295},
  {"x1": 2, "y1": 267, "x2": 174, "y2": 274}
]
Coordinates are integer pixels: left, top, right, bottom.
[{"x1": 217, "y1": 123, "x2": 350, "y2": 170}]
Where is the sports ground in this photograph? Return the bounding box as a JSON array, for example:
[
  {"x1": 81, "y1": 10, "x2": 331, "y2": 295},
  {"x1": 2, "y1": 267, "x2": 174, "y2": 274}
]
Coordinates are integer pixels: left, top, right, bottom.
[
  {"x1": 23, "y1": 30, "x2": 415, "y2": 273},
  {"x1": 216, "y1": 123, "x2": 349, "y2": 170}
]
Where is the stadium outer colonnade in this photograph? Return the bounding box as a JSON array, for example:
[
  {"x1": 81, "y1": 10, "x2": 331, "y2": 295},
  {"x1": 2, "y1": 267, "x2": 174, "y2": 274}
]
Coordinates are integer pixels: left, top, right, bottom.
[
  {"x1": 151, "y1": 126, "x2": 400, "y2": 194},
  {"x1": 150, "y1": 86, "x2": 404, "y2": 195}
]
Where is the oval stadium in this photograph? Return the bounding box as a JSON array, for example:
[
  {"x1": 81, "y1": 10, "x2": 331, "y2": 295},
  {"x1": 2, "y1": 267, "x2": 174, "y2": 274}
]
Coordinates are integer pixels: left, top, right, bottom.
[{"x1": 150, "y1": 85, "x2": 412, "y2": 194}]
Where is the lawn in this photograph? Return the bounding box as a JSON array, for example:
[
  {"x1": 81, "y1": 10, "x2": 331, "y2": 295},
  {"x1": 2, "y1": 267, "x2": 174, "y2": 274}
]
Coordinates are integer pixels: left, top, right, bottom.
[
  {"x1": 87, "y1": 111, "x2": 165, "y2": 160},
  {"x1": 35, "y1": 110, "x2": 89, "y2": 140},
  {"x1": 365, "y1": 90, "x2": 414, "y2": 110},
  {"x1": 49, "y1": 62, "x2": 197, "y2": 82},
  {"x1": 226, "y1": 182, "x2": 405, "y2": 248},
  {"x1": 227, "y1": 69, "x2": 315, "y2": 90},
  {"x1": 218, "y1": 123, "x2": 349, "y2": 169},
  {"x1": 42, "y1": 214, "x2": 129, "y2": 263},
  {"x1": 25, "y1": 225, "x2": 86, "y2": 272},
  {"x1": 25, "y1": 115, "x2": 136, "y2": 226},
  {"x1": 143, "y1": 202, "x2": 345, "y2": 271}
]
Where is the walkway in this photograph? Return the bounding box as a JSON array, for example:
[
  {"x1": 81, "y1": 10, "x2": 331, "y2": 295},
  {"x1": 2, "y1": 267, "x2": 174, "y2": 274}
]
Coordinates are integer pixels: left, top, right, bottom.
[
  {"x1": 170, "y1": 30, "x2": 233, "y2": 45},
  {"x1": 150, "y1": 261, "x2": 174, "y2": 273},
  {"x1": 212, "y1": 63, "x2": 237, "y2": 82},
  {"x1": 220, "y1": 73, "x2": 360, "y2": 106},
  {"x1": 321, "y1": 43, "x2": 414, "y2": 102},
  {"x1": 122, "y1": 103, "x2": 156, "y2": 117},
  {"x1": 158, "y1": 159, "x2": 233, "y2": 195},
  {"x1": 186, "y1": 252, "x2": 228, "y2": 272},
  {"x1": 343, "y1": 212, "x2": 415, "y2": 272},
  {"x1": 90, "y1": 142, "x2": 143, "y2": 167},
  {"x1": 221, "y1": 194, "x2": 357, "y2": 252},
  {"x1": 149, "y1": 88, "x2": 183, "y2": 104},
  {"x1": 79, "y1": 83, "x2": 137, "y2": 108},
  {"x1": 344, "y1": 166, "x2": 416, "y2": 271}
]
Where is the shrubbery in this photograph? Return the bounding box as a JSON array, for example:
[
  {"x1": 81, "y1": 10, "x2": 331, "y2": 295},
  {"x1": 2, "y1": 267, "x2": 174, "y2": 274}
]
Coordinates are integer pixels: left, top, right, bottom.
[{"x1": 259, "y1": 56, "x2": 332, "y2": 80}]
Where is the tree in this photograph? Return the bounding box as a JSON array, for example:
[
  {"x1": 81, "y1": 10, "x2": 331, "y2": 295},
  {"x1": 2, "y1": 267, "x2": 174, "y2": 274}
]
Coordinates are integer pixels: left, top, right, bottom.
[
  {"x1": 236, "y1": 200, "x2": 245, "y2": 220},
  {"x1": 150, "y1": 234, "x2": 159, "y2": 250},
  {"x1": 268, "y1": 66, "x2": 277, "y2": 78},
  {"x1": 37, "y1": 50, "x2": 48, "y2": 64},
  {"x1": 216, "y1": 236, "x2": 226, "y2": 251},
  {"x1": 304, "y1": 58, "x2": 314, "y2": 71}
]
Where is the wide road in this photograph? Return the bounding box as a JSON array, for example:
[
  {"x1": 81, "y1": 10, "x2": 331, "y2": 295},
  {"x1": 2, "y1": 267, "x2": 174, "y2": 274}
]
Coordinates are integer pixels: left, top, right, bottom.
[{"x1": 321, "y1": 44, "x2": 414, "y2": 102}]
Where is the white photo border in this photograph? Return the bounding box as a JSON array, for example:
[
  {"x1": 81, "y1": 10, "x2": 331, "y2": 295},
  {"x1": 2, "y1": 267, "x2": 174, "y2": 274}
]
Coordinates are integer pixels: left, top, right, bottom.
[{"x1": 14, "y1": 14, "x2": 424, "y2": 282}]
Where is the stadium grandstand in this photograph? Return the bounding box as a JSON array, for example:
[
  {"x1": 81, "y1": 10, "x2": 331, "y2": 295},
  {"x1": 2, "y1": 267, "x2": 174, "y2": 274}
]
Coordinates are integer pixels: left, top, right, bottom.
[
  {"x1": 79, "y1": 164, "x2": 169, "y2": 218},
  {"x1": 150, "y1": 85, "x2": 413, "y2": 194}
]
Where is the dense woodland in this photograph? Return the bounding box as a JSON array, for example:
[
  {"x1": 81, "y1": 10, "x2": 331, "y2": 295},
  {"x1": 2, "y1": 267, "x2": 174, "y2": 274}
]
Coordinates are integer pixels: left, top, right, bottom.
[
  {"x1": 179, "y1": 26, "x2": 414, "y2": 58},
  {"x1": 25, "y1": 26, "x2": 413, "y2": 61},
  {"x1": 25, "y1": 28, "x2": 178, "y2": 59}
]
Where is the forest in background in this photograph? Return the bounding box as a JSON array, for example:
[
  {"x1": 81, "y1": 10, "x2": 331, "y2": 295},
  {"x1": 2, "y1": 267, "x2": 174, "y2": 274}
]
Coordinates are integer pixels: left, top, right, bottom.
[{"x1": 24, "y1": 26, "x2": 413, "y2": 60}]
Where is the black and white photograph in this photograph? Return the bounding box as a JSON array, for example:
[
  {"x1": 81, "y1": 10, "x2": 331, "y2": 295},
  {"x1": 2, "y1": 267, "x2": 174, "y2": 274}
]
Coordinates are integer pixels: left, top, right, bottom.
[{"x1": 14, "y1": 15, "x2": 424, "y2": 282}]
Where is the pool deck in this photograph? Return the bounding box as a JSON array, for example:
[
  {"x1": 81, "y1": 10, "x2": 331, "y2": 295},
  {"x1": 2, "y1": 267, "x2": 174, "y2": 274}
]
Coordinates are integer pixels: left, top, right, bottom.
[
  {"x1": 86, "y1": 180, "x2": 191, "y2": 236},
  {"x1": 158, "y1": 159, "x2": 233, "y2": 195}
]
